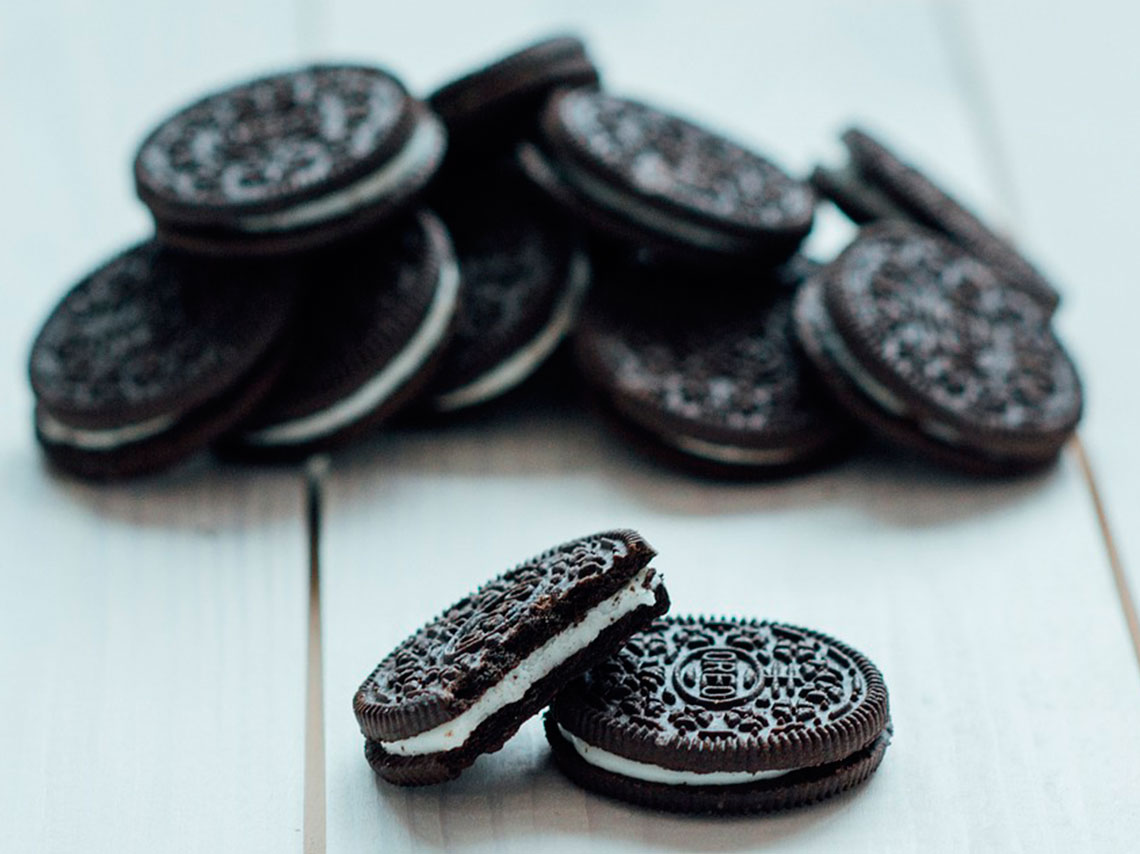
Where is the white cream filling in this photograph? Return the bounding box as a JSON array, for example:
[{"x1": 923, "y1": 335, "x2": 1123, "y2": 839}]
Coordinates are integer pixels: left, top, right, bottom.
[
  {"x1": 813, "y1": 304, "x2": 908, "y2": 418},
  {"x1": 556, "y1": 158, "x2": 758, "y2": 253},
  {"x1": 557, "y1": 724, "x2": 800, "y2": 786},
  {"x1": 379, "y1": 567, "x2": 662, "y2": 757},
  {"x1": 242, "y1": 252, "x2": 460, "y2": 446},
  {"x1": 36, "y1": 409, "x2": 177, "y2": 451},
  {"x1": 433, "y1": 249, "x2": 591, "y2": 412},
  {"x1": 236, "y1": 112, "x2": 444, "y2": 233},
  {"x1": 664, "y1": 433, "x2": 807, "y2": 466}
]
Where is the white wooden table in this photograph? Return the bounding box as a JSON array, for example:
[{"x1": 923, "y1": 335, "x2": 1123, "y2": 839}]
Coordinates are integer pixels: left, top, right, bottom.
[{"x1": 2, "y1": 2, "x2": 1138, "y2": 852}]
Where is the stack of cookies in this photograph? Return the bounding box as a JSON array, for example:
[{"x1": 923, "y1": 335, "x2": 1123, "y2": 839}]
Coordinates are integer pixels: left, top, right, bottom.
[{"x1": 26, "y1": 34, "x2": 1083, "y2": 479}]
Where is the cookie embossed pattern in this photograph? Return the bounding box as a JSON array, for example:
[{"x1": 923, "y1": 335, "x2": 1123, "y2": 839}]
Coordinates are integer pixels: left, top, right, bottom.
[{"x1": 545, "y1": 616, "x2": 891, "y2": 813}]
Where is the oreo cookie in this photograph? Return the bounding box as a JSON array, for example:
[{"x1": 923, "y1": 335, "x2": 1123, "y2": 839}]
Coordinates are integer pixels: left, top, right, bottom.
[
  {"x1": 521, "y1": 90, "x2": 815, "y2": 266},
  {"x1": 545, "y1": 616, "x2": 891, "y2": 814},
  {"x1": 794, "y1": 222, "x2": 1083, "y2": 474},
  {"x1": 429, "y1": 35, "x2": 599, "y2": 166},
  {"x1": 426, "y1": 170, "x2": 590, "y2": 412},
  {"x1": 811, "y1": 127, "x2": 1060, "y2": 311},
  {"x1": 354, "y1": 530, "x2": 669, "y2": 785},
  {"x1": 228, "y1": 212, "x2": 459, "y2": 455},
  {"x1": 574, "y1": 258, "x2": 853, "y2": 475},
  {"x1": 29, "y1": 242, "x2": 297, "y2": 478},
  {"x1": 134, "y1": 65, "x2": 446, "y2": 257}
]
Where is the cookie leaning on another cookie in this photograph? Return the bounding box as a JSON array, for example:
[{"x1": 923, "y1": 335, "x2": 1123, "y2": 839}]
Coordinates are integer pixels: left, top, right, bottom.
[{"x1": 354, "y1": 530, "x2": 670, "y2": 785}]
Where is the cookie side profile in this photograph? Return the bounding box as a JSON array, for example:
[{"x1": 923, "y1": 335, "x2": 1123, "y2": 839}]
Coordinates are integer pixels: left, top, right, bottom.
[
  {"x1": 546, "y1": 616, "x2": 891, "y2": 813},
  {"x1": 574, "y1": 258, "x2": 853, "y2": 475},
  {"x1": 794, "y1": 223, "x2": 1082, "y2": 473},
  {"x1": 529, "y1": 90, "x2": 814, "y2": 265},
  {"x1": 229, "y1": 212, "x2": 460, "y2": 455},
  {"x1": 135, "y1": 65, "x2": 445, "y2": 256},
  {"x1": 28, "y1": 242, "x2": 297, "y2": 478},
  {"x1": 354, "y1": 530, "x2": 670, "y2": 785},
  {"x1": 812, "y1": 126, "x2": 1060, "y2": 311}
]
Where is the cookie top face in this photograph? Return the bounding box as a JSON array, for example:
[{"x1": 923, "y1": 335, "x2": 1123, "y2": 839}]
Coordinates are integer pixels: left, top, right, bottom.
[
  {"x1": 29, "y1": 242, "x2": 297, "y2": 428},
  {"x1": 841, "y1": 127, "x2": 1060, "y2": 311},
  {"x1": 237, "y1": 212, "x2": 455, "y2": 440},
  {"x1": 824, "y1": 222, "x2": 1082, "y2": 449},
  {"x1": 429, "y1": 35, "x2": 599, "y2": 136},
  {"x1": 428, "y1": 174, "x2": 586, "y2": 405},
  {"x1": 552, "y1": 616, "x2": 889, "y2": 773},
  {"x1": 135, "y1": 65, "x2": 413, "y2": 221},
  {"x1": 575, "y1": 259, "x2": 848, "y2": 455},
  {"x1": 544, "y1": 90, "x2": 814, "y2": 240},
  {"x1": 354, "y1": 530, "x2": 658, "y2": 743}
]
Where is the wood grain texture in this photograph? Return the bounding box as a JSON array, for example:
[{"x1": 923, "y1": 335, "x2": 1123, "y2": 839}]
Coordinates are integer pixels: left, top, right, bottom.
[
  {"x1": 317, "y1": 3, "x2": 1140, "y2": 850},
  {"x1": 955, "y1": 0, "x2": 1140, "y2": 649},
  {"x1": 0, "y1": 3, "x2": 311, "y2": 853}
]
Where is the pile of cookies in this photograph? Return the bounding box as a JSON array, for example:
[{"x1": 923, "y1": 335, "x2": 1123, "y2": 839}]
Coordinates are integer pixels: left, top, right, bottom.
[
  {"x1": 354, "y1": 529, "x2": 893, "y2": 813},
  {"x1": 26, "y1": 34, "x2": 1083, "y2": 479}
]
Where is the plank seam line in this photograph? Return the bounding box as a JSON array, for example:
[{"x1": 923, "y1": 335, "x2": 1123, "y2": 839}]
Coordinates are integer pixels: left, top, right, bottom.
[
  {"x1": 1074, "y1": 438, "x2": 1140, "y2": 667},
  {"x1": 304, "y1": 455, "x2": 329, "y2": 854},
  {"x1": 934, "y1": 0, "x2": 1140, "y2": 672}
]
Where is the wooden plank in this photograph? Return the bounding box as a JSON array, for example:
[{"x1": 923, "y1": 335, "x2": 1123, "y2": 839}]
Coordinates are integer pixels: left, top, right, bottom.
[
  {"x1": 955, "y1": 0, "x2": 1140, "y2": 652},
  {"x1": 0, "y1": 4, "x2": 311, "y2": 853},
  {"x1": 317, "y1": 2, "x2": 1140, "y2": 850},
  {"x1": 0, "y1": 468, "x2": 309, "y2": 854}
]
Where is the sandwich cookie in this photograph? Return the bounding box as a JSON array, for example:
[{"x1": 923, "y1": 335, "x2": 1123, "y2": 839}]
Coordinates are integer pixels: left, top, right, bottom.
[
  {"x1": 429, "y1": 35, "x2": 599, "y2": 166},
  {"x1": 354, "y1": 530, "x2": 670, "y2": 785},
  {"x1": 228, "y1": 212, "x2": 460, "y2": 456},
  {"x1": 574, "y1": 258, "x2": 853, "y2": 475},
  {"x1": 29, "y1": 242, "x2": 297, "y2": 478},
  {"x1": 426, "y1": 172, "x2": 591, "y2": 412},
  {"x1": 811, "y1": 127, "x2": 1060, "y2": 311},
  {"x1": 521, "y1": 90, "x2": 814, "y2": 266},
  {"x1": 794, "y1": 222, "x2": 1083, "y2": 474},
  {"x1": 135, "y1": 65, "x2": 446, "y2": 257},
  {"x1": 546, "y1": 616, "x2": 891, "y2": 814}
]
